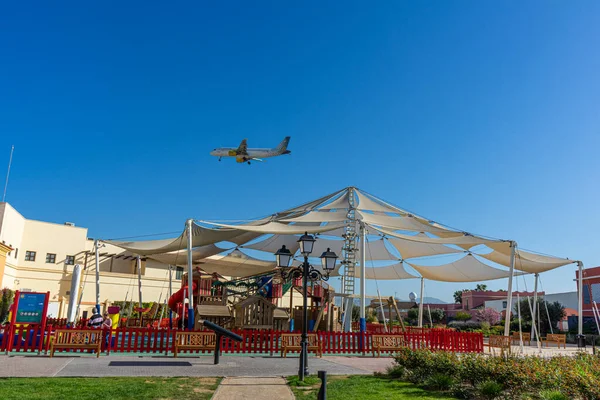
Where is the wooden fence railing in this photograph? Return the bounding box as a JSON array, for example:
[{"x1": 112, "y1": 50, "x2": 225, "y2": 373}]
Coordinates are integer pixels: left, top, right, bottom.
[{"x1": 0, "y1": 325, "x2": 483, "y2": 355}]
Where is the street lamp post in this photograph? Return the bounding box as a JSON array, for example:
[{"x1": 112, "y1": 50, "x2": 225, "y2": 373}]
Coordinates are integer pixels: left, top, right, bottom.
[{"x1": 275, "y1": 232, "x2": 338, "y2": 381}]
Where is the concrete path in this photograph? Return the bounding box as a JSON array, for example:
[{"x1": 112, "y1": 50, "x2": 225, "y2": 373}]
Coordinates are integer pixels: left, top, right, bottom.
[
  {"x1": 212, "y1": 377, "x2": 294, "y2": 400},
  {"x1": 0, "y1": 354, "x2": 392, "y2": 378}
]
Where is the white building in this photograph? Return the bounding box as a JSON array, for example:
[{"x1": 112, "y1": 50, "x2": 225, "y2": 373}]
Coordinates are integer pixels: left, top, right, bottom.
[{"x1": 0, "y1": 202, "x2": 302, "y2": 318}]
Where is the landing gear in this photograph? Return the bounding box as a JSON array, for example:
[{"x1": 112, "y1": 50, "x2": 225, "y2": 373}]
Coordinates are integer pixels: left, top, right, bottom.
[
  {"x1": 247, "y1": 161, "x2": 251, "y2": 165},
  {"x1": 218, "y1": 157, "x2": 222, "y2": 162}
]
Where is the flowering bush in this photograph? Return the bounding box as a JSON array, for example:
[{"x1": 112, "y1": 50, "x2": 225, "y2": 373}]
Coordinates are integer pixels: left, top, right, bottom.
[
  {"x1": 391, "y1": 348, "x2": 600, "y2": 399},
  {"x1": 475, "y1": 307, "x2": 501, "y2": 325}
]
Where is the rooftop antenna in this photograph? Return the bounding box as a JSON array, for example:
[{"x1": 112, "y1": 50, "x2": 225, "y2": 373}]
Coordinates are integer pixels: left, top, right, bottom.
[{"x1": 2, "y1": 145, "x2": 14, "y2": 203}]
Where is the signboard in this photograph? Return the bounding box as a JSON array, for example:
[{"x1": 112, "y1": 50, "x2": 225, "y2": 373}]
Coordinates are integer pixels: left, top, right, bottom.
[{"x1": 15, "y1": 292, "x2": 47, "y2": 324}]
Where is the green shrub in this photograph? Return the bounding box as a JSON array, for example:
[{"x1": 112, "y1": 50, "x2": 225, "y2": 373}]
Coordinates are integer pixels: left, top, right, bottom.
[
  {"x1": 385, "y1": 364, "x2": 406, "y2": 379},
  {"x1": 423, "y1": 373, "x2": 454, "y2": 391},
  {"x1": 477, "y1": 380, "x2": 503, "y2": 399},
  {"x1": 539, "y1": 390, "x2": 569, "y2": 400},
  {"x1": 455, "y1": 311, "x2": 472, "y2": 321},
  {"x1": 481, "y1": 321, "x2": 491, "y2": 336},
  {"x1": 392, "y1": 349, "x2": 600, "y2": 399},
  {"x1": 450, "y1": 385, "x2": 474, "y2": 399}
]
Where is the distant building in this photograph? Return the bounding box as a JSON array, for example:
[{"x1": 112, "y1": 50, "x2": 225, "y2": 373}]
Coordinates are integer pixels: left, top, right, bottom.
[
  {"x1": 462, "y1": 289, "x2": 541, "y2": 312},
  {"x1": 576, "y1": 265, "x2": 600, "y2": 318}
]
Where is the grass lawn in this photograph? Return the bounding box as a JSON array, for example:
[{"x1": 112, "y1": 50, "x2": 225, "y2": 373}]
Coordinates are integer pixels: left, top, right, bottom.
[
  {"x1": 0, "y1": 377, "x2": 221, "y2": 400},
  {"x1": 288, "y1": 375, "x2": 457, "y2": 400}
]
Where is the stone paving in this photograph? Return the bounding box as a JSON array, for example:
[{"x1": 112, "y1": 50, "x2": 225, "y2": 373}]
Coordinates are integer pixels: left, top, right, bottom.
[
  {"x1": 0, "y1": 354, "x2": 393, "y2": 378},
  {"x1": 212, "y1": 377, "x2": 294, "y2": 400}
]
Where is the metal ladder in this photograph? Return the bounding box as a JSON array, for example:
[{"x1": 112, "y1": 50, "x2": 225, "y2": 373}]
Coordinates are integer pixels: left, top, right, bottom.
[{"x1": 342, "y1": 187, "x2": 358, "y2": 297}]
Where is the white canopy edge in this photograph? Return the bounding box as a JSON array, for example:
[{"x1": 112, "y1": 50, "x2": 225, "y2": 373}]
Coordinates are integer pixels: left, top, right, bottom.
[
  {"x1": 386, "y1": 233, "x2": 463, "y2": 260},
  {"x1": 406, "y1": 254, "x2": 524, "y2": 282},
  {"x1": 197, "y1": 220, "x2": 347, "y2": 234},
  {"x1": 280, "y1": 210, "x2": 349, "y2": 223},
  {"x1": 478, "y1": 244, "x2": 575, "y2": 274},
  {"x1": 354, "y1": 261, "x2": 419, "y2": 280},
  {"x1": 358, "y1": 212, "x2": 453, "y2": 234},
  {"x1": 242, "y1": 234, "x2": 301, "y2": 254},
  {"x1": 370, "y1": 225, "x2": 502, "y2": 247}
]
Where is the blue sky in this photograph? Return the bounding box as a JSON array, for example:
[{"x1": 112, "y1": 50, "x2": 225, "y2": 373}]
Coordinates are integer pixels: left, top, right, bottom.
[{"x1": 1, "y1": 2, "x2": 599, "y2": 302}]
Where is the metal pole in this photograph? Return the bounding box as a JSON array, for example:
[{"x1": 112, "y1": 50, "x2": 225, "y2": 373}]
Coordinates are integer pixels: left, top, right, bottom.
[
  {"x1": 531, "y1": 273, "x2": 539, "y2": 341},
  {"x1": 418, "y1": 277, "x2": 424, "y2": 328},
  {"x1": 2, "y1": 145, "x2": 14, "y2": 203},
  {"x1": 168, "y1": 265, "x2": 173, "y2": 329},
  {"x1": 517, "y1": 294, "x2": 523, "y2": 353},
  {"x1": 359, "y1": 223, "x2": 366, "y2": 333},
  {"x1": 504, "y1": 241, "x2": 516, "y2": 336},
  {"x1": 187, "y1": 219, "x2": 195, "y2": 330},
  {"x1": 578, "y1": 261, "x2": 584, "y2": 337},
  {"x1": 137, "y1": 256, "x2": 142, "y2": 308},
  {"x1": 299, "y1": 255, "x2": 309, "y2": 380},
  {"x1": 94, "y1": 239, "x2": 101, "y2": 313}
]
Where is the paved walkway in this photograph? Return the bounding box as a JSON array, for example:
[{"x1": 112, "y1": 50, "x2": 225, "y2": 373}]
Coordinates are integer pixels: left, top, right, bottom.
[
  {"x1": 212, "y1": 377, "x2": 294, "y2": 400},
  {"x1": 0, "y1": 354, "x2": 393, "y2": 378}
]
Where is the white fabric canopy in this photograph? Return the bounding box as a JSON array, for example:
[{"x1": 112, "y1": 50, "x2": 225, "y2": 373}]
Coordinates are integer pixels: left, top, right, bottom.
[
  {"x1": 106, "y1": 224, "x2": 248, "y2": 255},
  {"x1": 364, "y1": 237, "x2": 397, "y2": 260},
  {"x1": 281, "y1": 210, "x2": 349, "y2": 223},
  {"x1": 105, "y1": 186, "x2": 575, "y2": 281},
  {"x1": 310, "y1": 238, "x2": 345, "y2": 260},
  {"x1": 478, "y1": 244, "x2": 575, "y2": 274},
  {"x1": 319, "y1": 191, "x2": 351, "y2": 210},
  {"x1": 386, "y1": 233, "x2": 463, "y2": 260},
  {"x1": 200, "y1": 250, "x2": 276, "y2": 277},
  {"x1": 354, "y1": 261, "x2": 419, "y2": 280},
  {"x1": 148, "y1": 244, "x2": 227, "y2": 266},
  {"x1": 371, "y1": 226, "x2": 500, "y2": 247},
  {"x1": 356, "y1": 191, "x2": 401, "y2": 213},
  {"x1": 242, "y1": 234, "x2": 301, "y2": 254},
  {"x1": 198, "y1": 221, "x2": 346, "y2": 234},
  {"x1": 407, "y1": 254, "x2": 518, "y2": 282},
  {"x1": 358, "y1": 212, "x2": 450, "y2": 234}
]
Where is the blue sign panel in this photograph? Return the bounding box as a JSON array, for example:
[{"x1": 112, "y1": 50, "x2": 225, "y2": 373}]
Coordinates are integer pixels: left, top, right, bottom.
[{"x1": 15, "y1": 293, "x2": 46, "y2": 324}]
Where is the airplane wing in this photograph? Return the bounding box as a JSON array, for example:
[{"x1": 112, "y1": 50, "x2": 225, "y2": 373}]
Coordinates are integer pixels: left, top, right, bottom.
[{"x1": 237, "y1": 139, "x2": 248, "y2": 155}]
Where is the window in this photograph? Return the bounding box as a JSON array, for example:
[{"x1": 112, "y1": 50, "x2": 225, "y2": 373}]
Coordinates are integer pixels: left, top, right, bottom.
[
  {"x1": 176, "y1": 267, "x2": 184, "y2": 280},
  {"x1": 65, "y1": 255, "x2": 75, "y2": 265},
  {"x1": 46, "y1": 253, "x2": 56, "y2": 263},
  {"x1": 502, "y1": 301, "x2": 507, "y2": 309},
  {"x1": 25, "y1": 251, "x2": 36, "y2": 261}
]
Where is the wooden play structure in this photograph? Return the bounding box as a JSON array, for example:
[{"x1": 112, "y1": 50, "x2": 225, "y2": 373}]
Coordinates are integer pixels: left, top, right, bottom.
[{"x1": 168, "y1": 266, "x2": 340, "y2": 333}]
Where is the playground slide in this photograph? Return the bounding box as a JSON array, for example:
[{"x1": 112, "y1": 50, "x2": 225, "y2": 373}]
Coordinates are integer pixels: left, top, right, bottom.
[{"x1": 167, "y1": 282, "x2": 197, "y2": 315}]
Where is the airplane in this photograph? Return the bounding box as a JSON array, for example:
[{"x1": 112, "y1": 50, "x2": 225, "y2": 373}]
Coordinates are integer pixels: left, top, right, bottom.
[{"x1": 210, "y1": 136, "x2": 291, "y2": 164}]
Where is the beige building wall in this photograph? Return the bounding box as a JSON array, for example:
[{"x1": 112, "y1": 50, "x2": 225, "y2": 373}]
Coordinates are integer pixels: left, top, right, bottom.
[{"x1": 0, "y1": 202, "x2": 307, "y2": 320}]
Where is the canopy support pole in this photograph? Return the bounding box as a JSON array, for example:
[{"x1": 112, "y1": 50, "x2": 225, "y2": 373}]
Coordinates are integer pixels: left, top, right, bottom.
[
  {"x1": 531, "y1": 273, "x2": 539, "y2": 341},
  {"x1": 504, "y1": 241, "x2": 516, "y2": 336},
  {"x1": 187, "y1": 219, "x2": 195, "y2": 330},
  {"x1": 578, "y1": 261, "x2": 584, "y2": 337},
  {"x1": 376, "y1": 287, "x2": 387, "y2": 332},
  {"x1": 418, "y1": 277, "x2": 425, "y2": 328},
  {"x1": 168, "y1": 265, "x2": 173, "y2": 329},
  {"x1": 359, "y1": 222, "x2": 366, "y2": 333},
  {"x1": 517, "y1": 294, "x2": 523, "y2": 353},
  {"x1": 136, "y1": 255, "x2": 142, "y2": 308},
  {"x1": 94, "y1": 239, "x2": 101, "y2": 313}
]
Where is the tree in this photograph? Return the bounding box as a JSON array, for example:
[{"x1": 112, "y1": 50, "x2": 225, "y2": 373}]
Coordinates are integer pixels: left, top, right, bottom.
[
  {"x1": 429, "y1": 308, "x2": 445, "y2": 324},
  {"x1": 407, "y1": 308, "x2": 419, "y2": 323},
  {"x1": 453, "y1": 290, "x2": 464, "y2": 304},
  {"x1": 514, "y1": 299, "x2": 566, "y2": 335},
  {"x1": 475, "y1": 307, "x2": 502, "y2": 325},
  {"x1": 0, "y1": 288, "x2": 15, "y2": 324},
  {"x1": 475, "y1": 284, "x2": 488, "y2": 292},
  {"x1": 454, "y1": 311, "x2": 472, "y2": 321}
]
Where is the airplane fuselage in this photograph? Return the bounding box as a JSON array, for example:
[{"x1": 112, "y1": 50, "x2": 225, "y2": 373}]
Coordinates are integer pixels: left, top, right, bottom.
[{"x1": 210, "y1": 137, "x2": 291, "y2": 163}]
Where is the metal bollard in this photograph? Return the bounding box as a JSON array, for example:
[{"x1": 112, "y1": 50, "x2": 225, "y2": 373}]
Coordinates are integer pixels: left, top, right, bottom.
[{"x1": 318, "y1": 370, "x2": 327, "y2": 400}]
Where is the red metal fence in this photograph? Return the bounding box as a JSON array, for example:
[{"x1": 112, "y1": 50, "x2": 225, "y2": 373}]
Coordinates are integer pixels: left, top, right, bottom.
[{"x1": 1, "y1": 324, "x2": 483, "y2": 356}]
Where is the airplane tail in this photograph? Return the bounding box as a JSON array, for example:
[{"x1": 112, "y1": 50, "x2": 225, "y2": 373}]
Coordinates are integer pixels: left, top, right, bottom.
[{"x1": 275, "y1": 136, "x2": 291, "y2": 154}]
